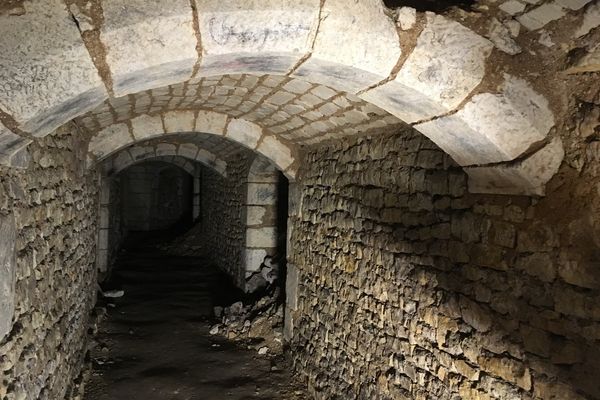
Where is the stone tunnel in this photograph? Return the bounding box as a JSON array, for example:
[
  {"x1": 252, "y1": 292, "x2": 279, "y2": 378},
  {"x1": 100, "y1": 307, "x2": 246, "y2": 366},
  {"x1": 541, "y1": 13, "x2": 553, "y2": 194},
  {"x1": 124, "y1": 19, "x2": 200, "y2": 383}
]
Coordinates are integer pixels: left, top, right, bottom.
[{"x1": 0, "y1": 0, "x2": 599, "y2": 399}]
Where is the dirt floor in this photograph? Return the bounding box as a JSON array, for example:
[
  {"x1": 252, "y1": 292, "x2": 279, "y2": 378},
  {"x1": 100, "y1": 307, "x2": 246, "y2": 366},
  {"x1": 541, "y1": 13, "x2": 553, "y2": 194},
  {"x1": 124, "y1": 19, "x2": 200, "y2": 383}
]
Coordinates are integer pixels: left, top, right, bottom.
[{"x1": 82, "y1": 240, "x2": 308, "y2": 400}]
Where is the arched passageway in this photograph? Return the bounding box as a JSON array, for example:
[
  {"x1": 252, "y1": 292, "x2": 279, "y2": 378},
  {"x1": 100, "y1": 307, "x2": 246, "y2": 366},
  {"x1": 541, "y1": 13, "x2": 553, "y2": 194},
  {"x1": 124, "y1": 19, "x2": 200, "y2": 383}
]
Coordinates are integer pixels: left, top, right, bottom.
[{"x1": 0, "y1": 1, "x2": 599, "y2": 400}]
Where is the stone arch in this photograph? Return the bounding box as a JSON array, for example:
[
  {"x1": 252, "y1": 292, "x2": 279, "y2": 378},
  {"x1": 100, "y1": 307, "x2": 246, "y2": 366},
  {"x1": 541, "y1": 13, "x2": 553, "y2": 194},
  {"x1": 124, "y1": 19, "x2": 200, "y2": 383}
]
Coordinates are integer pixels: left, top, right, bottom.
[
  {"x1": 0, "y1": 0, "x2": 563, "y2": 194},
  {"x1": 243, "y1": 157, "x2": 280, "y2": 287}
]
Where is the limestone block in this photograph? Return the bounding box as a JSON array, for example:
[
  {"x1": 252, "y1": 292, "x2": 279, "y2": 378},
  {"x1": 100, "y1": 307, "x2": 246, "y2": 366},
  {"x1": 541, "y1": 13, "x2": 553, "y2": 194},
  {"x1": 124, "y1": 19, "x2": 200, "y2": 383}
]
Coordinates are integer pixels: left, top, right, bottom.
[
  {"x1": 129, "y1": 146, "x2": 156, "y2": 162},
  {"x1": 178, "y1": 143, "x2": 199, "y2": 159},
  {"x1": 499, "y1": 0, "x2": 527, "y2": 15},
  {"x1": 131, "y1": 114, "x2": 164, "y2": 140},
  {"x1": 195, "y1": 111, "x2": 228, "y2": 135},
  {"x1": 164, "y1": 110, "x2": 195, "y2": 133},
  {"x1": 244, "y1": 249, "x2": 267, "y2": 273},
  {"x1": 89, "y1": 123, "x2": 132, "y2": 159},
  {"x1": 247, "y1": 183, "x2": 277, "y2": 205},
  {"x1": 466, "y1": 137, "x2": 564, "y2": 195},
  {"x1": 156, "y1": 143, "x2": 177, "y2": 156},
  {"x1": 247, "y1": 206, "x2": 268, "y2": 226},
  {"x1": 246, "y1": 227, "x2": 277, "y2": 248},
  {"x1": 226, "y1": 118, "x2": 263, "y2": 149},
  {"x1": 112, "y1": 150, "x2": 133, "y2": 172},
  {"x1": 517, "y1": 3, "x2": 566, "y2": 31},
  {"x1": 555, "y1": 0, "x2": 592, "y2": 10},
  {"x1": 0, "y1": 126, "x2": 32, "y2": 168},
  {"x1": 0, "y1": 0, "x2": 107, "y2": 136},
  {"x1": 0, "y1": 214, "x2": 16, "y2": 342},
  {"x1": 575, "y1": 1, "x2": 600, "y2": 37},
  {"x1": 195, "y1": 0, "x2": 320, "y2": 76},
  {"x1": 361, "y1": 13, "x2": 492, "y2": 123},
  {"x1": 257, "y1": 135, "x2": 294, "y2": 171},
  {"x1": 101, "y1": 0, "x2": 198, "y2": 97},
  {"x1": 415, "y1": 75, "x2": 554, "y2": 165},
  {"x1": 294, "y1": 0, "x2": 401, "y2": 93},
  {"x1": 398, "y1": 7, "x2": 417, "y2": 30}
]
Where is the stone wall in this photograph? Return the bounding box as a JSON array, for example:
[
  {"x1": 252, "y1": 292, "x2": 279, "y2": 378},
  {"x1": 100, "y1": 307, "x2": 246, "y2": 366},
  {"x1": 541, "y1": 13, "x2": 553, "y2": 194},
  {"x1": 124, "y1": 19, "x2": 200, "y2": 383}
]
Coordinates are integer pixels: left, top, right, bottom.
[
  {"x1": 0, "y1": 127, "x2": 99, "y2": 399},
  {"x1": 200, "y1": 153, "x2": 254, "y2": 288},
  {"x1": 287, "y1": 130, "x2": 600, "y2": 400}
]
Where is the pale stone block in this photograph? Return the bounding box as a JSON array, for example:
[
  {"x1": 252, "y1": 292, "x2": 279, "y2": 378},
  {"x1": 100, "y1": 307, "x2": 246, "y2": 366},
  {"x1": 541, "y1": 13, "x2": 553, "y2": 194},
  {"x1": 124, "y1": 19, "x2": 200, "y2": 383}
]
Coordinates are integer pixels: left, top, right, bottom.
[
  {"x1": 99, "y1": 207, "x2": 110, "y2": 228},
  {"x1": 285, "y1": 263, "x2": 299, "y2": 311},
  {"x1": 499, "y1": 0, "x2": 527, "y2": 15},
  {"x1": 415, "y1": 75, "x2": 554, "y2": 165},
  {"x1": 129, "y1": 146, "x2": 156, "y2": 162},
  {"x1": 517, "y1": 3, "x2": 566, "y2": 30},
  {"x1": 555, "y1": 0, "x2": 592, "y2": 10},
  {"x1": 283, "y1": 79, "x2": 314, "y2": 95},
  {"x1": 96, "y1": 249, "x2": 109, "y2": 273},
  {"x1": 215, "y1": 159, "x2": 228, "y2": 176},
  {"x1": 226, "y1": 118, "x2": 263, "y2": 149},
  {"x1": 247, "y1": 206, "x2": 267, "y2": 226},
  {"x1": 295, "y1": 0, "x2": 401, "y2": 93},
  {"x1": 101, "y1": 0, "x2": 198, "y2": 97},
  {"x1": 257, "y1": 135, "x2": 294, "y2": 171},
  {"x1": 98, "y1": 229, "x2": 109, "y2": 250},
  {"x1": 247, "y1": 183, "x2": 277, "y2": 205},
  {"x1": 398, "y1": 7, "x2": 417, "y2": 30},
  {"x1": 246, "y1": 227, "x2": 277, "y2": 248},
  {"x1": 244, "y1": 249, "x2": 268, "y2": 273},
  {"x1": 113, "y1": 150, "x2": 133, "y2": 172},
  {"x1": 0, "y1": 0, "x2": 107, "y2": 136},
  {"x1": 178, "y1": 143, "x2": 199, "y2": 159},
  {"x1": 156, "y1": 143, "x2": 177, "y2": 156},
  {"x1": 164, "y1": 110, "x2": 195, "y2": 133},
  {"x1": 195, "y1": 0, "x2": 320, "y2": 76},
  {"x1": 131, "y1": 114, "x2": 164, "y2": 141},
  {"x1": 89, "y1": 123, "x2": 132, "y2": 159},
  {"x1": 0, "y1": 214, "x2": 16, "y2": 341},
  {"x1": 195, "y1": 110, "x2": 228, "y2": 135},
  {"x1": 575, "y1": 1, "x2": 600, "y2": 38},
  {"x1": 362, "y1": 13, "x2": 493, "y2": 123},
  {"x1": 466, "y1": 137, "x2": 564, "y2": 195}
]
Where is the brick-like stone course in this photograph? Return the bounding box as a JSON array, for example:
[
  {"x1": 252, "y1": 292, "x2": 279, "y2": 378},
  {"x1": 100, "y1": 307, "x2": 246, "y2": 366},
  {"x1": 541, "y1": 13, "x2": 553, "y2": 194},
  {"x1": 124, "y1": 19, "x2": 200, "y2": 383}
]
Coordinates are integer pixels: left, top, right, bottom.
[
  {"x1": 288, "y1": 129, "x2": 599, "y2": 400},
  {"x1": 0, "y1": 127, "x2": 99, "y2": 399}
]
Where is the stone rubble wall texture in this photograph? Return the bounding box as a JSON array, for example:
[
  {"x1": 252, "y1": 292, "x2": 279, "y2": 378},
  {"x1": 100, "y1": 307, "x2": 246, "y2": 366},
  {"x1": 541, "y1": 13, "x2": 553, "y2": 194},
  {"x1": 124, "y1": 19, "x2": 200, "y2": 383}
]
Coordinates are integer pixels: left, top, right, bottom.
[
  {"x1": 0, "y1": 127, "x2": 99, "y2": 400},
  {"x1": 287, "y1": 130, "x2": 600, "y2": 400},
  {"x1": 0, "y1": 0, "x2": 583, "y2": 194}
]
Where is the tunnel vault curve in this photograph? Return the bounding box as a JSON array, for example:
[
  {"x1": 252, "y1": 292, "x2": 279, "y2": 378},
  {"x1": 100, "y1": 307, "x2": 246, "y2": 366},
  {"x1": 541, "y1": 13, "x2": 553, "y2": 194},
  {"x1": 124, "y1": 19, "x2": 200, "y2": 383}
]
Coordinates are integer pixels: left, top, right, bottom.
[{"x1": 0, "y1": 0, "x2": 564, "y2": 195}]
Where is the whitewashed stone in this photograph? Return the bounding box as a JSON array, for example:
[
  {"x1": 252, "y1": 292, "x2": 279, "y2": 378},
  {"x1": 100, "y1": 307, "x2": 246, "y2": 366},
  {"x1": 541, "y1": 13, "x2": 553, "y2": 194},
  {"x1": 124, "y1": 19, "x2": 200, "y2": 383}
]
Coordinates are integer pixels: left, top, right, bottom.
[
  {"x1": 295, "y1": 0, "x2": 401, "y2": 93},
  {"x1": 398, "y1": 7, "x2": 418, "y2": 30},
  {"x1": 0, "y1": 0, "x2": 107, "y2": 136},
  {"x1": 416, "y1": 75, "x2": 554, "y2": 165},
  {"x1": 575, "y1": 1, "x2": 600, "y2": 37},
  {"x1": 101, "y1": 0, "x2": 198, "y2": 97},
  {"x1": 500, "y1": 0, "x2": 527, "y2": 15},
  {"x1": 246, "y1": 227, "x2": 277, "y2": 248},
  {"x1": 257, "y1": 136, "x2": 294, "y2": 171},
  {"x1": 245, "y1": 249, "x2": 268, "y2": 273},
  {"x1": 164, "y1": 110, "x2": 195, "y2": 133},
  {"x1": 226, "y1": 118, "x2": 263, "y2": 149},
  {"x1": 195, "y1": 111, "x2": 228, "y2": 135},
  {"x1": 488, "y1": 18, "x2": 522, "y2": 55},
  {"x1": 466, "y1": 138, "x2": 564, "y2": 195},
  {"x1": 247, "y1": 183, "x2": 277, "y2": 205},
  {"x1": 178, "y1": 143, "x2": 199, "y2": 159},
  {"x1": 517, "y1": 3, "x2": 566, "y2": 30},
  {"x1": 131, "y1": 114, "x2": 164, "y2": 140},
  {"x1": 89, "y1": 123, "x2": 132, "y2": 159},
  {"x1": 195, "y1": 0, "x2": 320, "y2": 76},
  {"x1": 247, "y1": 206, "x2": 267, "y2": 226},
  {"x1": 0, "y1": 214, "x2": 16, "y2": 342},
  {"x1": 361, "y1": 13, "x2": 492, "y2": 123}
]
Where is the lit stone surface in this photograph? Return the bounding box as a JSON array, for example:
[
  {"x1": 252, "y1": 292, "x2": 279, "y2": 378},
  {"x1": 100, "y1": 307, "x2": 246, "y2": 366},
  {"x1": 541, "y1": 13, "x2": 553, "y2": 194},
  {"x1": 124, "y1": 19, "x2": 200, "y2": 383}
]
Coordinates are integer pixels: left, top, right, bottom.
[
  {"x1": 195, "y1": 111, "x2": 228, "y2": 135},
  {"x1": 398, "y1": 7, "x2": 417, "y2": 30},
  {"x1": 245, "y1": 249, "x2": 268, "y2": 272},
  {"x1": 101, "y1": 0, "x2": 198, "y2": 96},
  {"x1": 361, "y1": 13, "x2": 493, "y2": 123},
  {"x1": 295, "y1": 0, "x2": 401, "y2": 92},
  {"x1": 131, "y1": 114, "x2": 164, "y2": 140},
  {"x1": 416, "y1": 75, "x2": 554, "y2": 165},
  {"x1": 226, "y1": 118, "x2": 263, "y2": 149},
  {"x1": 164, "y1": 110, "x2": 195, "y2": 133},
  {"x1": 257, "y1": 135, "x2": 294, "y2": 171},
  {"x1": 0, "y1": 124, "x2": 32, "y2": 167},
  {"x1": 0, "y1": 214, "x2": 16, "y2": 341},
  {"x1": 195, "y1": 0, "x2": 320, "y2": 76},
  {"x1": 247, "y1": 183, "x2": 277, "y2": 205},
  {"x1": 246, "y1": 227, "x2": 277, "y2": 248},
  {"x1": 89, "y1": 123, "x2": 132, "y2": 158},
  {"x1": 466, "y1": 138, "x2": 564, "y2": 195},
  {"x1": 517, "y1": 3, "x2": 566, "y2": 30},
  {"x1": 247, "y1": 206, "x2": 267, "y2": 226},
  {"x1": 0, "y1": 0, "x2": 107, "y2": 136}
]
